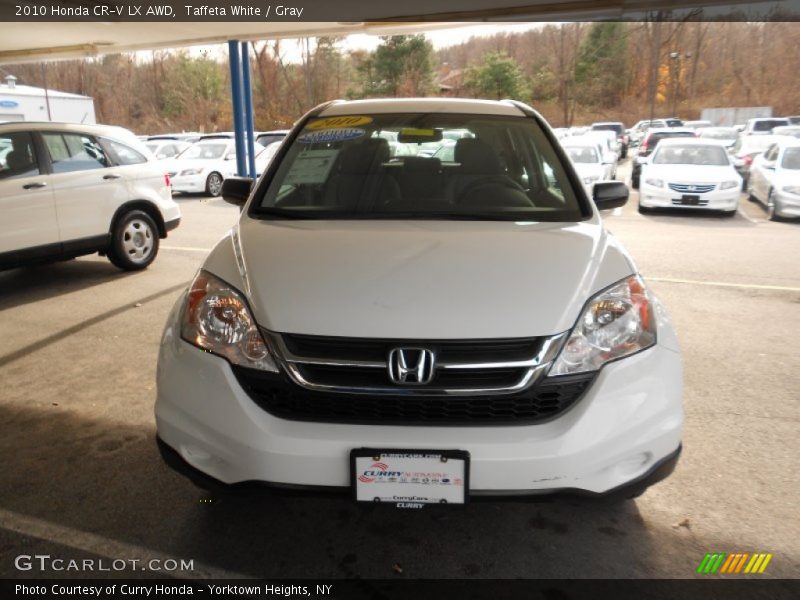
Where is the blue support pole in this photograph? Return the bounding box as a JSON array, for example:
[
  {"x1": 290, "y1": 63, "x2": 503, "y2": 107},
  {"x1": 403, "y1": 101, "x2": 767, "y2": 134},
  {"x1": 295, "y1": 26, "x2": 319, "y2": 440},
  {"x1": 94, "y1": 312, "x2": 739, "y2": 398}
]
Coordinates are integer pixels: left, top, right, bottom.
[
  {"x1": 241, "y1": 41, "x2": 257, "y2": 179},
  {"x1": 228, "y1": 40, "x2": 247, "y2": 178}
]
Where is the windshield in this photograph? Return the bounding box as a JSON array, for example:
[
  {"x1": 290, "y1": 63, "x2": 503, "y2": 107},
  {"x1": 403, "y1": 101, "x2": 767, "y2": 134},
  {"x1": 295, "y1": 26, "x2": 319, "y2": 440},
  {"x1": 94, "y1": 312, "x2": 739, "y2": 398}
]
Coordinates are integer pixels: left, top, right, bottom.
[
  {"x1": 145, "y1": 143, "x2": 159, "y2": 153},
  {"x1": 700, "y1": 128, "x2": 737, "y2": 140},
  {"x1": 565, "y1": 146, "x2": 599, "y2": 164},
  {"x1": 253, "y1": 113, "x2": 586, "y2": 221},
  {"x1": 179, "y1": 143, "x2": 227, "y2": 159},
  {"x1": 653, "y1": 144, "x2": 729, "y2": 166},
  {"x1": 781, "y1": 147, "x2": 800, "y2": 169}
]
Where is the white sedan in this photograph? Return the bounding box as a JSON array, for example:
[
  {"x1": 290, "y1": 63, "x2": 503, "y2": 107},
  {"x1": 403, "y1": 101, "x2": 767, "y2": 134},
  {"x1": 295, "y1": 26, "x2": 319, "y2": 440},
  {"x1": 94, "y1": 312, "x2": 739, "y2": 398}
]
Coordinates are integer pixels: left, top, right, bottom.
[
  {"x1": 560, "y1": 139, "x2": 616, "y2": 196},
  {"x1": 169, "y1": 140, "x2": 278, "y2": 197},
  {"x1": 748, "y1": 138, "x2": 800, "y2": 220},
  {"x1": 638, "y1": 138, "x2": 741, "y2": 215},
  {"x1": 168, "y1": 140, "x2": 235, "y2": 196}
]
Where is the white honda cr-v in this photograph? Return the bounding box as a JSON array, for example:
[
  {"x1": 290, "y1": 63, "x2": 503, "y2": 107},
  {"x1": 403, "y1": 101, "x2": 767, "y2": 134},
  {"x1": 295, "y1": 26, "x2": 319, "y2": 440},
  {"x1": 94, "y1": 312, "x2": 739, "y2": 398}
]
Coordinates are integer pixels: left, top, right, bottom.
[
  {"x1": 0, "y1": 122, "x2": 180, "y2": 271},
  {"x1": 156, "y1": 98, "x2": 682, "y2": 505}
]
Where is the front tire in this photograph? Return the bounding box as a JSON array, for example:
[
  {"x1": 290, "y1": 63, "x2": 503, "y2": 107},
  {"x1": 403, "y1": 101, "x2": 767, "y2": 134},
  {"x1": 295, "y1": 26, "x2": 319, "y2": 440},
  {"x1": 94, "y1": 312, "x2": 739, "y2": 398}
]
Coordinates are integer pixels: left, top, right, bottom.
[
  {"x1": 205, "y1": 172, "x2": 223, "y2": 197},
  {"x1": 107, "y1": 210, "x2": 159, "y2": 271}
]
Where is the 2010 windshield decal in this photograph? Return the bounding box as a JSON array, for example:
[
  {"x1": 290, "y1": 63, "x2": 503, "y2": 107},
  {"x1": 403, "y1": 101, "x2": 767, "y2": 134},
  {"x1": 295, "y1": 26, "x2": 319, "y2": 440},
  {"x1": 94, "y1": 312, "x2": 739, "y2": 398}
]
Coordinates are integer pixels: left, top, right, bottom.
[{"x1": 297, "y1": 128, "x2": 366, "y2": 144}]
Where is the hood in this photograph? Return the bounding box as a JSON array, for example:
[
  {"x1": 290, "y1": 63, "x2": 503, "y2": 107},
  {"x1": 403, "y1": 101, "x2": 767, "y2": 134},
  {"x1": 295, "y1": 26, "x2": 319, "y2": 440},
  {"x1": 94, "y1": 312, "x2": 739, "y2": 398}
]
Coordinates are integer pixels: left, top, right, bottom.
[
  {"x1": 643, "y1": 163, "x2": 737, "y2": 183},
  {"x1": 202, "y1": 218, "x2": 635, "y2": 339}
]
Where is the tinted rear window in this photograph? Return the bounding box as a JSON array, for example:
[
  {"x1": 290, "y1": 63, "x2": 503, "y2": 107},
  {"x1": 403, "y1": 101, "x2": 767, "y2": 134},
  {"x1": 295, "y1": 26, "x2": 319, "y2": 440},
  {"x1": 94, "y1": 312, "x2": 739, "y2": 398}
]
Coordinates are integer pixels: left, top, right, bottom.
[
  {"x1": 592, "y1": 124, "x2": 623, "y2": 135},
  {"x1": 752, "y1": 119, "x2": 789, "y2": 132}
]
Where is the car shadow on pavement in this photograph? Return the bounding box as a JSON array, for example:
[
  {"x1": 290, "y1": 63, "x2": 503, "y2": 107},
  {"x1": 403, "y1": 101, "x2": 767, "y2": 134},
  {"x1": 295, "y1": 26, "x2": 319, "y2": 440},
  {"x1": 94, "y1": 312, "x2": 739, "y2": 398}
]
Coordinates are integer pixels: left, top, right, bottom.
[
  {"x1": 0, "y1": 402, "x2": 743, "y2": 580},
  {"x1": 637, "y1": 208, "x2": 749, "y2": 225},
  {"x1": 0, "y1": 259, "x2": 136, "y2": 312}
]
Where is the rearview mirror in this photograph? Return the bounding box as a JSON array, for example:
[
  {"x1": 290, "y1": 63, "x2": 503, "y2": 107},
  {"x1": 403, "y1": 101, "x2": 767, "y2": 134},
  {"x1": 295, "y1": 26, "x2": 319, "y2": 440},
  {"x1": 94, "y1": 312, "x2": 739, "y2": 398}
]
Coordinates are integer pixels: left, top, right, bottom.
[
  {"x1": 221, "y1": 176, "x2": 253, "y2": 208},
  {"x1": 593, "y1": 181, "x2": 629, "y2": 211}
]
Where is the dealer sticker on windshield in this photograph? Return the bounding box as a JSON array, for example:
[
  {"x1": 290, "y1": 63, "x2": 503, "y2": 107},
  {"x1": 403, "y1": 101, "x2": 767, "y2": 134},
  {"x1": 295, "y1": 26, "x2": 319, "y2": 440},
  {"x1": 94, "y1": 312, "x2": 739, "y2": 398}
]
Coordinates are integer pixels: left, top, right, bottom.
[
  {"x1": 351, "y1": 449, "x2": 469, "y2": 507},
  {"x1": 297, "y1": 128, "x2": 365, "y2": 145}
]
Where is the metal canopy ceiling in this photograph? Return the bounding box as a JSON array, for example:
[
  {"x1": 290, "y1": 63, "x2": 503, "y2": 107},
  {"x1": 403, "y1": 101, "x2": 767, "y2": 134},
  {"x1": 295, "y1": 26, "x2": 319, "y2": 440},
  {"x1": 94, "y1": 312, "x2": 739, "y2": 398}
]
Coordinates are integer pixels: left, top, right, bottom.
[{"x1": 0, "y1": 0, "x2": 772, "y2": 64}]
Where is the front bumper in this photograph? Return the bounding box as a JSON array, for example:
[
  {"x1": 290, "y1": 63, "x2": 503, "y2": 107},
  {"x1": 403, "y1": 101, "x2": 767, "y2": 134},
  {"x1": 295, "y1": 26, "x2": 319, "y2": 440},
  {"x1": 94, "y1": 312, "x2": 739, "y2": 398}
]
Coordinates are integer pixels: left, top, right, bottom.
[
  {"x1": 157, "y1": 435, "x2": 682, "y2": 501},
  {"x1": 155, "y1": 303, "x2": 683, "y2": 496},
  {"x1": 774, "y1": 191, "x2": 800, "y2": 218},
  {"x1": 639, "y1": 184, "x2": 740, "y2": 210}
]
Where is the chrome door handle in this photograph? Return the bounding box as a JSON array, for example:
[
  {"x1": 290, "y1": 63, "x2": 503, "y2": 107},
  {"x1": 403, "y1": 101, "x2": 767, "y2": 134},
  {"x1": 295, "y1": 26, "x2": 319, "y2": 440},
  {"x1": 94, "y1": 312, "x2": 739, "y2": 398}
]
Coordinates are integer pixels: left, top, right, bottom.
[
  {"x1": 103, "y1": 174, "x2": 121, "y2": 180},
  {"x1": 23, "y1": 182, "x2": 47, "y2": 189}
]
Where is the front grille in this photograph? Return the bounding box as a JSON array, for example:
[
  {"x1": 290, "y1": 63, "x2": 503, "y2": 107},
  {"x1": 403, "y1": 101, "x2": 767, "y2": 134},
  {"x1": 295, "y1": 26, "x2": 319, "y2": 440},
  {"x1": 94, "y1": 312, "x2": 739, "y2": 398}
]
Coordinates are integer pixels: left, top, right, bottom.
[
  {"x1": 232, "y1": 368, "x2": 595, "y2": 425},
  {"x1": 281, "y1": 334, "x2": 541, "y2": 364},
  {"x1": 668, "y1": 183, "x2": 716, "y2": 194},
  {"x1": 269, "y1": 332, "x2": 564, "y2": 395},
  {"x1": 671, "y1": 198, "x2": 709, "y2": 206}
]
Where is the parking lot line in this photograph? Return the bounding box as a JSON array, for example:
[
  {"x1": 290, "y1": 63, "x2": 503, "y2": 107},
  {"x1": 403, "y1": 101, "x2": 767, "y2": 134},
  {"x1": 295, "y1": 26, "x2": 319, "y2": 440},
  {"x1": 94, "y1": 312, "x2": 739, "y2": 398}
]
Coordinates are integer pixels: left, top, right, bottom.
[
  {"x1": 0, "y1": 508, "x2": 249, "y2": 579},
  {"x1": 161, "y1": 245, "x2": 212, "y2": 253},
  {"x1": 648, "y1": 277, "x2": 800, "y2": 293},
  {"x1": 737, "y1": 207, "x2": 760, "y2": 224}
]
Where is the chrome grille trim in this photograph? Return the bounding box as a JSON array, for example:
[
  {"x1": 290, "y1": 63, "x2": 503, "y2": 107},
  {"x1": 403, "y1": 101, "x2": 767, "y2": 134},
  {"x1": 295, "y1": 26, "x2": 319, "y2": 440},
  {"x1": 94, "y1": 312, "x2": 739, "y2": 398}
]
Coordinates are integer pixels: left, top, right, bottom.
[
  {"x1": 263, "y1": 331, "x2": 568, "y2": 397},
  {"x1": 668, "y1": 183, "x2": 716, "y2": 193}
]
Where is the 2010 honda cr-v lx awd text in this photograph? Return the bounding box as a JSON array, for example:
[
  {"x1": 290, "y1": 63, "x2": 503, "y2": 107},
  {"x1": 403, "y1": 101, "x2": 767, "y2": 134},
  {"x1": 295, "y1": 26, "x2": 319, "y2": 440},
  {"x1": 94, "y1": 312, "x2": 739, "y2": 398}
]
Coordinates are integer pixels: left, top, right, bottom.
[{"x1": 155, "y1": 98, "x2": 683, "y2": 505}]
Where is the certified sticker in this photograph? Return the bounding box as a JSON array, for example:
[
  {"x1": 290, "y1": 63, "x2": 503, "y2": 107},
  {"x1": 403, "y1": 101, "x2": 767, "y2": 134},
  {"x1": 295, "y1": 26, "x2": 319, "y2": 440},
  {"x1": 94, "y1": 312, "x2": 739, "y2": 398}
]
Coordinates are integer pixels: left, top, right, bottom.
[
  {"x1": 297, "y1": 128, "x2": 366, "y2": 144},
  {"x1": 306, "y1": 115, "x2": 373, "y2": 130}
]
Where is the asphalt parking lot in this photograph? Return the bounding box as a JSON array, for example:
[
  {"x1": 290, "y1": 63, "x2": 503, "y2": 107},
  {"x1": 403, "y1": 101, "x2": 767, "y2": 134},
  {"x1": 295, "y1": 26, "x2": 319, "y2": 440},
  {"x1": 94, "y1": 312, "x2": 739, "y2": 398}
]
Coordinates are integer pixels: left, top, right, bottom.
[{"x1": 1, "y1": 160, "x2": 798, "y2": 581}]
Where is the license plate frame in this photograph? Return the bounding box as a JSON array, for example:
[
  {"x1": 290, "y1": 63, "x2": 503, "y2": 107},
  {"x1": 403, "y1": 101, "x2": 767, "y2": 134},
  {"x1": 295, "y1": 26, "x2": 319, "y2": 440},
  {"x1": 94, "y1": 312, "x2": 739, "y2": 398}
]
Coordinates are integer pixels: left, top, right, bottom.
[
  {"x1": 679, "y1": 194, "x2": 701, "y2": 205},
  {"x1": 350, "y1": 448, "x2": 470, "y2": 507}
]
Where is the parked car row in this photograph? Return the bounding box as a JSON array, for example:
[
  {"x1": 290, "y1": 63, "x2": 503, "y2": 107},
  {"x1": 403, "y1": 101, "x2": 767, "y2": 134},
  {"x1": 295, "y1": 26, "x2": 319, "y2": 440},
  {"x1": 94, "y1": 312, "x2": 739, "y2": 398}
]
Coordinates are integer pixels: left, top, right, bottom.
[
  {"x1": 139, "y1": 129, "x2": 289, "y2": 196},
  {"x1": 557, "y1": 115, "x2": 799, "y2": 221}
]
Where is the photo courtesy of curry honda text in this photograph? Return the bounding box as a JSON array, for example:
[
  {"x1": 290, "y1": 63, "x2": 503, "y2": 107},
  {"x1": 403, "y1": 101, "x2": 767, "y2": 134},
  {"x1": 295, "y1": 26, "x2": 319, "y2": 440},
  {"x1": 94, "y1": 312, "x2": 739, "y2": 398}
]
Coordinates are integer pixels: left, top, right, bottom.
[{"x1": 155, "y1": 98, "x2": 683, "y2": 506}]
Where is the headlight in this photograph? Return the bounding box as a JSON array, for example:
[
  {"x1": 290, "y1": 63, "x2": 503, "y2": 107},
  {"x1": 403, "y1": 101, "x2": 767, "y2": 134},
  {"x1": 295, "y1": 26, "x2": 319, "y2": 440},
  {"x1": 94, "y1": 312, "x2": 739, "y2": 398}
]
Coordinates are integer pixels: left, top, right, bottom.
[
  {"x1": 644, "y1": 178, "x2": 663, "y2": 187},
  {"x1": 583, "y1": 175, "x2": 600, "y2": 184},
  {"x1": 549, "y1": 275, "x2": 656, "y2": 376},
  {"x1": 720, "y1": 180, "x2": 739, "y2": 190},
  {"x1": 781, "y1": 185, "x2": 800, "y2": 195},
  {"x1": 180, "y1": 168, "x2": 203, "y2": 176},
  {"x1": 180, "y1": 270, "x2": 278, "y2": 372}
]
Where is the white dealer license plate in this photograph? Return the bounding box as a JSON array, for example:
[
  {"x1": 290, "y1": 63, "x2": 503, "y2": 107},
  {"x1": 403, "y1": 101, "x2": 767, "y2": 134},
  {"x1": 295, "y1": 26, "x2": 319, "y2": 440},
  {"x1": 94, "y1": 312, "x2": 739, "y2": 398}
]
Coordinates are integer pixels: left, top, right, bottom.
[{"x1": 351, "y1": 449, "x2": 469, "y2": 506}]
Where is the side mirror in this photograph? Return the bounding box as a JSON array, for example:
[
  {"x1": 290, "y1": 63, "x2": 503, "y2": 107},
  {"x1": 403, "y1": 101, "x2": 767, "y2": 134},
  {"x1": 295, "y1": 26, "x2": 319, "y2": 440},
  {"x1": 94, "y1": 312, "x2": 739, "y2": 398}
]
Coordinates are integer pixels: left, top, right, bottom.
[
  {"x1": 636, "y1": 155, "x2": 650, "y2": 165},
  {"x1": 593, "y1": 181, "x2": 629, "y2": 211},
  {"x1": 764, "y1": 161, "x2": 775, "y2": 170},
  {"x1": 221, "y1": 176, "x2": 253, "y2": 207},
  {"x1": 602, "y1": 153, "x2": 615, "y2": 164}
]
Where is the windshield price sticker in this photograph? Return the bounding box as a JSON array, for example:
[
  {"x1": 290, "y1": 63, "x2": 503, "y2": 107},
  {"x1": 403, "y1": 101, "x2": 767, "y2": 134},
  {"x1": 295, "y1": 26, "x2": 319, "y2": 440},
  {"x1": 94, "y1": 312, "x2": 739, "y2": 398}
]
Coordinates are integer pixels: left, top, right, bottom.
[{"x1": 283, "y1": 149, "x2": 339, "y2": 185}]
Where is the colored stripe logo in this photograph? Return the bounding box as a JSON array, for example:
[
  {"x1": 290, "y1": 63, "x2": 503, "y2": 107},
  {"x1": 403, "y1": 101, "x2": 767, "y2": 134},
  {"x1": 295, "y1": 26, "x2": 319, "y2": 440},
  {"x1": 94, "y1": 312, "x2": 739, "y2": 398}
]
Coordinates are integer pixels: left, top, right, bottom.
[{"x1": 696, "y1": 553, "x2": 773, "y2": 574}]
